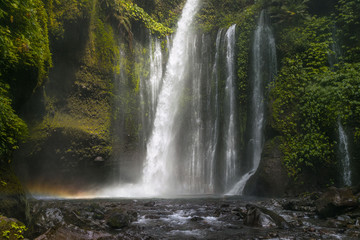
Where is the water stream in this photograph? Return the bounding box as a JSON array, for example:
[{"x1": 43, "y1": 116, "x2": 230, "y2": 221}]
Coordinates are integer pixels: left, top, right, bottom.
[
  {"x1": 328, "y1": 31, "x2": 352, "y2": 187},
  {"x1": 224, "y1": 25, "x2": 238, "y2": 189},
  {"x1": 338, "y1": 121, "x2": 352, "y2": 186},
  {"x1": 206, "y1": 29, "x2": 223, "y2": 192},
  {"x1": 228, "y1": 10, "x2": 277, "y2": 195}
]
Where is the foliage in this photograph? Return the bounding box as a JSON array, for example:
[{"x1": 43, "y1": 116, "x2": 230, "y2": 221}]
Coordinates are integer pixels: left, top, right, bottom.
[
  {"x1": 124, "y1": 0, "x2": 173, "y2": 36},
  {"x1": 0, "y1": 216, "x2": 27, "y2": 240},
  {"x1": 195, "y1": 0, "x2": 256, "y2": 32},
  {"x1": 0, "y1": 82, "x2": 28, "y2": 161},
  {"x1": 0, "y1": 0, "x2": 51, "y2": 160},
  {"x1": 335, "y1": 0, "x2": 360, "y2": 62},
  {"x1": 101, "y1": 0, "x2": 172, "y2": 37},
  {"x1": 266, "y1": 0, "x2": 310, "y2": 24},
  {"x1": 0, "y1": 0, "x2": 51, "y2": 88},
  {"x1": 271, "y1": 12, "x2": 360, "y2": 180},
  {"x1": 43, "y1": 0, "x2": 92, "y2": 40},
  {"x1": 149, "y1": 0, "x2": 185, "y2": 28},
  {"x1": 271, "y1": 16, "x2": 332, "y2": 179}
]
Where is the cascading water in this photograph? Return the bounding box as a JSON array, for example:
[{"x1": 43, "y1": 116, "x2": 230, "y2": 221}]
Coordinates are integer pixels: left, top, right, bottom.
[
  {"x1": 102, "y1": 4, "x2": 265, "y2": 197},
  {"x1": 186, "y1": 34, "x2": 207, "y2": 193},
  {"x1": 338, "y1": 121, "x2": 352, "y2": 186},
  {"x1": 183, "y1": 34, "x2": 202, "y2": 192},
  {"x1": 228, "y1": 10, "x2": 277, "y2": 195},
  {"x1": 149, "y1": 37, "x2": 164, "y2": 119},
  {"x1": 224, "y1": 25, "x2": 238, "y2": 189},
  {"x1": 142, "y1": 0, "x2": 201, "y2": 195},
  {"x1": 140, "y1": 35, "x2": 164, "y2": 152},
  {"x1": 205, "y1": 30, "x2": 223, "y2": 192}
]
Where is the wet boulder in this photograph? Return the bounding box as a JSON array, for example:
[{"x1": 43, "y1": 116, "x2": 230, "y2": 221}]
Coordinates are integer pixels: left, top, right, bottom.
[
  {"x1": 315, "y1": 187, "x2": 359, "y2": 218},
  {"x1": 31, "y1": 207, "x2": 65, "y2": 236},
  {"x1": 244, "y1": 205, "x2": 275, "y2": 228},
  {"x1": 243, "y1": 138, "x2": 290, "y2": 197},
  {"x1": 244, "y1": 204, "x2": 289, "y2": 229},
  {"x1": 106, "y1": 209, "x2": 137, "y2": 229}
]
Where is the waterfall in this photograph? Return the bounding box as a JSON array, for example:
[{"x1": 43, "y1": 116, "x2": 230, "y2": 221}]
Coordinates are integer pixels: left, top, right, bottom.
[
  {"x1": 149, "y1": 37, "x2": 164, "y2": 119},
  {"x1": 227, "y1": 10, "x2": 277, "y2": 195},
  {"x1": 140, "y1": 35, "x2": 164, "y2": 152},
  {"x1": 328, "y1": 27, "x2": 342, "y2": 68},
  {"x1": 205, "y1": 29, "x2": 222, "y2": 192},
  {"x1": 142, "y1": 0, "x2": 201, "y2": 194},
  {"x1": 328, "y1": 31, "x2": 352, "y2": 186},
  {"x1": 338, "y1": 122, "x2": 352, "y2": 186},
  {"x1": 186, "y1": 35, "x2": 203, "y2": 192},
  {"x1": 101, "y1": 3, "x2": 267, "y2": 197},
  {"x1": 224, "y1": 25, "x2": 237, "y2": 189}
]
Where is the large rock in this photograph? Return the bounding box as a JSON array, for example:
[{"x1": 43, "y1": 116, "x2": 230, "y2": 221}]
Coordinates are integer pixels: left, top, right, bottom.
[
  {"x1": 0, "y1": 164, "x2": 29, "y2": 223},
  {"x1": 315, "y1": 187, "x2": 359, "y2": 218},
  {"x1": 106, "y1": 209, "x2": 137, "y2": 229},
  {"x1": 33, "y1": 207, "x2": 65, "y2": 233},
  {"x1": 244, "y1": 137, "x2": 290, "y2": 197},
  {"x1": 244, "y1": 204, "x2": 290, "y2": 229}
]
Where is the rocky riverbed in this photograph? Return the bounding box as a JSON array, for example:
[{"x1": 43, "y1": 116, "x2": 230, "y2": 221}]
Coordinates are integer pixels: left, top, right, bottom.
[{"x1": 25, "y1": 188, "x2": 360, "y2": 239}]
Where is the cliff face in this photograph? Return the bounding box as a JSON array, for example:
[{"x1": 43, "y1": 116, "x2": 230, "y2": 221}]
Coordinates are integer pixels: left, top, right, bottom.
[{"x1": 13, "y1": 0, "x2": 177, "y2": 193}]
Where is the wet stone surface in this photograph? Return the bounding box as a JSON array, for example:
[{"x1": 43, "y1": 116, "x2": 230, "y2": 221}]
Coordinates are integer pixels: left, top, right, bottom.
[{"x1": 28, "y1": 196, "x2": 360, "y2": 239}]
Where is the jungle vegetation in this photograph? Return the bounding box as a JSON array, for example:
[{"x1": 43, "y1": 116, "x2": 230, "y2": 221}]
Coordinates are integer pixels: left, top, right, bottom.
[{"x1": 0, "y1": 0, "x2": 359, "y2": 190}]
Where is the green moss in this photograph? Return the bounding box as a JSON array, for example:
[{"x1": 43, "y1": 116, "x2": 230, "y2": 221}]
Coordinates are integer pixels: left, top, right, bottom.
[
  {"x1": 45, "y1": 0, "x2": 92, "y2": 40},
  {"x1": 93, "y1": 18, "x2": 119, "y2": 72},
  {"x1": 124, "y1": 1, "x2": 173, "y2": 36},
  {"x1": 25, "y1": 0, "x2": 118, "y2": 162},
  {"x1": 0, "y1": 216, "x2": 27, "y2": 240},
  {"x1": 100, "y1": 0, "x2": 173, "y2": 38}
]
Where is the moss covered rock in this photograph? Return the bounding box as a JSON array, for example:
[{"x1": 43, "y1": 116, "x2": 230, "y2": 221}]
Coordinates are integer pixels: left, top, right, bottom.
[
  {"x1": 14, "y1": 0, "x2": 116, "y2": 193},
  {"x1": 0, "y1": 216, "x2": 27, "y2": 240},
  {"x1": 0, "y1": 165, "x2": 29, "y2": 223}
]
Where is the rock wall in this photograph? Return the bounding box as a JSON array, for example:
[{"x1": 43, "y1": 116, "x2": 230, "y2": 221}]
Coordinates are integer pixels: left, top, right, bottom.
[
  {"x1": 15, "y1": 0, "x2": 129, "y2": 193},
  {"x1": 14, "y1": 0, "x2": 180, "y2": 194}
]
